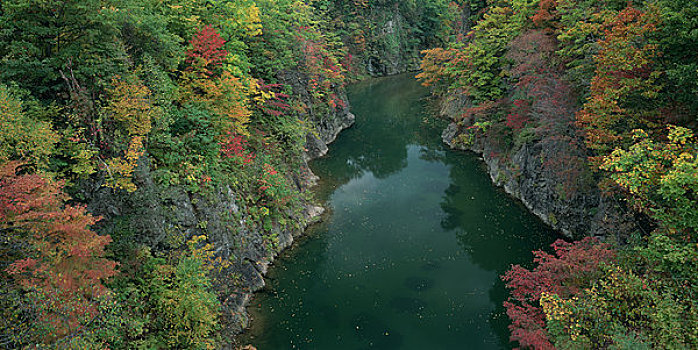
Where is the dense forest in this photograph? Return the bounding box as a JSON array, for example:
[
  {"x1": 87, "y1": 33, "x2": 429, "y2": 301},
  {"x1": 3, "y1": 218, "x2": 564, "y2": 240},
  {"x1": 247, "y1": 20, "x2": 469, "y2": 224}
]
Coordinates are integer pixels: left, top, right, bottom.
[
  {"x1": 0, "y1": 0, "x2": 456, "y2": 348},
  {"x1": 418, "y1": 0, "x2": 698, "y2": 348},
  {"x1": 0, "y1": 0, "x2": 696, "y2": 349}
]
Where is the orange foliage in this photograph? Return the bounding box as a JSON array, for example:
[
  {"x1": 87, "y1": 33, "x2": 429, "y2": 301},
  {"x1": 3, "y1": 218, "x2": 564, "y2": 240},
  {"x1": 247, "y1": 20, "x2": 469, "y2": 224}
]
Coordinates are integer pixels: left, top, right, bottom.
[
  {"x1": 416, "y1": 47, "x2": 456, "y2": 89},
  {"x1": 181, "y1": 70, "x2": 252, "y2": 136},
  {"x1": 532, "y1": 0, "x2": 558, "y2": 30},
  {"x1": 576, "y1": 5, "x2": 661, "y2": 160},
  {"x1": 1, "y1": 162, "x2": 117, "y2": 340}
]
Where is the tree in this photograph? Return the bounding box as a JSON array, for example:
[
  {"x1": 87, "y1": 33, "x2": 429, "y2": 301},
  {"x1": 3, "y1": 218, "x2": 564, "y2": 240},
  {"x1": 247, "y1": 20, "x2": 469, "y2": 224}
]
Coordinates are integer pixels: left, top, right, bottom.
[
  {"x1": 502, "y1": 238, "x2": 615, "y2": 349},
  {"x1": 655, "y1": 0, "x2": 698, "y2": 116},
  {"x1": 186, "y1": 25, "x2": 229, "y2": 76},
  {"x1": 0, "y1": 85, "x2": 58, "y2": 168},
  {"x1": 0, "y1": 0, "x2": 125, "y2": 98},
  {"x1": 101, "y1": 75, "x2": 160, "y2": 192},
  {"x1": 416, "y1": 47, "x2": 457, "y2": 94},
  {"x1": 576, "y1": 5, "x2": 661, "y2": 159},
  {"x1": 1, "y1": 162, "x2": 118, "y2": 344},
  {"x1": 601, "y1": 126, "x2": 698, "y2": 238}
]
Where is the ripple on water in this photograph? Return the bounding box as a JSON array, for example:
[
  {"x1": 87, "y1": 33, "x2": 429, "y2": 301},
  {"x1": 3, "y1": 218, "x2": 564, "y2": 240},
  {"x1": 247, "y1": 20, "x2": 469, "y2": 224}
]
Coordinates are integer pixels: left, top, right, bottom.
[
  {"x1": 421, "y1": 260, "x2": 442, "y2": 271},
  {"x1": 389, "y1": 296, "x2": 427, "y2": 314},
  {"x1": 403, "y1": 276, "x2": 435, "y2": 292},
  {"x1": 352, "y1": 312, "x2": 404, "y2": 349}
]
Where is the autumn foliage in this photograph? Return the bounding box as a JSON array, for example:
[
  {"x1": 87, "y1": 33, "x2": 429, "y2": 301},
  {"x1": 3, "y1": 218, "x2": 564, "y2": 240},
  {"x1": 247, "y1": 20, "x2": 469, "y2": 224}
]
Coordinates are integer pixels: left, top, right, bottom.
[
  {"x1": 502, "y1": 238, "x2": 615, "y2": 349},
  {"x1": 532, "y1": 0, "x2": 558, "y2": 30},
  {"x1": 186, "y1": 25, "x2": 229, "y2": 74},
  {"x1": 0, "y1": 85, "x2": 58, "y2": 168},
  {"x1": 601, "y1": 126, "x2": 698, "y2": 238},
  {"x1": 220, "y1": 132, "x2": 256, "y2": 165},
  {"x1": 576, "y1": 5, "x2": 661, "y2": 159},
  {"x1": 1, "y1": 162, "x2": 117, "y2": 340},
  {"x1": 296, "y1": 25, "x2": 347, "y2": 109},
  {"x1": 417, "y1": 0, "x2": 698, "y2": 348},
  {"x1": 416, "y1": 47, "x2": 456, "y2": 91}
]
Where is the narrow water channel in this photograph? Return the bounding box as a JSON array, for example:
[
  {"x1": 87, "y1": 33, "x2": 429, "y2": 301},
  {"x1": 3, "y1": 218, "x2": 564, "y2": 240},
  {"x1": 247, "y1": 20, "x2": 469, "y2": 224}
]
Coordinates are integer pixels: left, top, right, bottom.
[{"x1": 243, "y1": 74, "x2": 558, "y2": 349}]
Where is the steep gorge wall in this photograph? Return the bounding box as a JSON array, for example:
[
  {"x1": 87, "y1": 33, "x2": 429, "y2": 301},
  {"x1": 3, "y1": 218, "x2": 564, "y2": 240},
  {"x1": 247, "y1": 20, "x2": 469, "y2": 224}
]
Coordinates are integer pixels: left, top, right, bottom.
[
  {"x1": 438, "y1": 96, "x2": 636, "y2": 240},
  {"x1": 363, "y1": 8, "x2": 421, "y2": 75},
  {"x1": 86, "y1": 76, "x2": 355, "y2": 344},
  {"x1": 334, "y1": 2, "x2": 455, "y2": 77}
]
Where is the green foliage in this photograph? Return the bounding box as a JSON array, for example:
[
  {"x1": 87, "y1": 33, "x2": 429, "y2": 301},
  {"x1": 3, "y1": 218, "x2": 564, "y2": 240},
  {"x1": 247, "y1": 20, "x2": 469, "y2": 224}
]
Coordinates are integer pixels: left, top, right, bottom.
[
  {"x1": 634, "y1": 234, "x2": 698, "y2": 301},
  {"x1": 539, "y1": 235, "x2": 698, "y2": 349},
  {"x1": 601, "y1": 126, "x2": 698, "y2": 237},
  {"x1": 0, "y1": 0, "x2": 351, "y2": 347},
  {"x1": 256, "y1": 162, "x2": 294, "y2": 208},
  {"x1": 112, "y1": 0, "x2": 184, "y2": 71},
  {"x1": 428, "y1": 0, "x2": 698, "y2": 348},
  {"x1": 543, "y1": 266, "x2": 686, "y2": 349},
  {"x1": 0, "y1": 85, "x2": 58, "y2": 168},
  {"x1": 105, "y1": 240, "x2": 221, "y2": 350},
  {"x1": 248, "y1": 0, "x2": 316, "y2": 79},
  {"x1": 314, "y1": 0, "x2": 459, "y2": 78},
  {"x1": 576, "y1": 5, "x2": 662, "y2": 156},
  {"x1": 0, "y1": 0, "x2": 126, "y2": 98},
  {"x1": 153, "y1": 255, "x2": 221, "y2": 349},
  {"x1": 555, "y1": 0, "x2": 622, "y2": 91},
  {"x1": 654, "y1": 0, "x2": 698, "y2": 115},
  {"x1": 417, "y1": 2, "x2": 525, "y2": 103}
]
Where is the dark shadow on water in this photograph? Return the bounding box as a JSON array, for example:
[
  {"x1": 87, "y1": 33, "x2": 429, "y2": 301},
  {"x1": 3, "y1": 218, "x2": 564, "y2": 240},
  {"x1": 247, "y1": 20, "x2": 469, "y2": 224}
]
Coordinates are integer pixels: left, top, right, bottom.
[
  {"x1": 312, "y1": 75, "x2": 436, "y2": 195},
  {"x1": 242, "y1": 74, "x2": 560, "y2": 350}
]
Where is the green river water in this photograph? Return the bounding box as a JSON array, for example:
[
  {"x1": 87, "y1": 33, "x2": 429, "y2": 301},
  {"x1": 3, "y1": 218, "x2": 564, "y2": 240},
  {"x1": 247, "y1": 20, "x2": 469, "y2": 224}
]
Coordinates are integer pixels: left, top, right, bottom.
[{"x1": 243, "y1": 74, "x2": 559, "y2": 349}]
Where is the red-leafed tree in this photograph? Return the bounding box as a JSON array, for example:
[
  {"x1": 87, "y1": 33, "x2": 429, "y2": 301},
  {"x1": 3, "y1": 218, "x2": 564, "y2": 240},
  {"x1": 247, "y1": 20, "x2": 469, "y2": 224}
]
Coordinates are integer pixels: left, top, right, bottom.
[
  {"x1": 186, "y1": 25, "x2": 228, "y2": 75},
  {"x1": 1, "y1": 162, "x2": 118, "y2": 341},
  {"x1": 219, "y1": 131, "x2": 256, "y2": 165},
  {"x1": 502, "y1": 238, "x2": 615, "y2": 349},
  {"x1": 506, "y1": 99, "x2": 531, "y2": 130},
  {"x1": 532, "y1": 0, "x2": 558, "y2": 31},
  {"x1": 505, "y1": 29, "x2": 589, "y2": 199},
  {"x1": 295, "y1": 25, "x2": 347, "y2": 109},
  {"x1": 576, "y1": 6, "x2": 661, "y2": 162}
]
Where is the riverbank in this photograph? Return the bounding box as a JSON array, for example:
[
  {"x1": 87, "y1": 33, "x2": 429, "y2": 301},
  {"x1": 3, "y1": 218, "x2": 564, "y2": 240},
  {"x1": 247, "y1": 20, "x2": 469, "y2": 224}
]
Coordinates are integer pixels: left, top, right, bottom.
[
  {"x1": 436, "y1": 95, "x2": 636, "y2": 241},
  {"x1": 238, "y1": 74, "x2": 560, "y2": 349},
  {"x1": 220, "y1": 93, "x2": 356, "y2": 348}
]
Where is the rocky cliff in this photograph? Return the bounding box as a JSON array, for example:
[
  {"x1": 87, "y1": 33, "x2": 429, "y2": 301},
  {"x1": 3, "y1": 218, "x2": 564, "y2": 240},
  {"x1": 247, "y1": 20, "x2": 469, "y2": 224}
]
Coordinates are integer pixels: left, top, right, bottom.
[
  {"x1": 364, "y1": 9, "x2": 422, "y2": 76},
  {"x1": 439, "y1": 97, "x2": 636, "y2": 240},
  {"x1": 335, "y1": 2, "x2": 445, "y2": 77},
  {"x1": 85, "y1": 75, "x2": 355, "y2": 345}
]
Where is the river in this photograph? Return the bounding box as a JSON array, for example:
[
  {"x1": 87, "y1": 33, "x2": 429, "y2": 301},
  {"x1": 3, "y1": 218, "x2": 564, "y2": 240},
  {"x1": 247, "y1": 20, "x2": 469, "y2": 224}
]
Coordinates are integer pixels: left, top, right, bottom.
[{"x1": 242, "y1": 74, "x2": 558, "y2": 349}]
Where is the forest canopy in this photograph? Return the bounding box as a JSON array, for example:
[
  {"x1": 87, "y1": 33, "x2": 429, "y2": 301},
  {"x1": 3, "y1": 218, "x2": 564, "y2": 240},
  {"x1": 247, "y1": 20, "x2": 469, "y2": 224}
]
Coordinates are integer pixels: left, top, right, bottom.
[
  {"x1": 1, "y1": 0, "x2": 697, "y2": 348},
  {"x1": 417, "y1": 0, "x2": 698, "y2": 348}
]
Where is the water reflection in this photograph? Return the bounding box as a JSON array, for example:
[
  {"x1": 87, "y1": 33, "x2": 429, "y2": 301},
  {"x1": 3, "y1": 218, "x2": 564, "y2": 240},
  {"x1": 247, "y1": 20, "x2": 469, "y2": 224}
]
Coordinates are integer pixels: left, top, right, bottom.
[
  {"x1": 243, "y1": 75, "x2": 558, "y2": 349},
  {"x1": 312, "y1": 75, "x2": 433, "y2": 192}
]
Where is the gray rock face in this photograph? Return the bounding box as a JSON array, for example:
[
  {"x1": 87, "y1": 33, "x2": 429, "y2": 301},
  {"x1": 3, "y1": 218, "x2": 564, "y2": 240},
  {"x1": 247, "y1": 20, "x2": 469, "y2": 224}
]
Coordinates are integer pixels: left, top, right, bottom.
[
  {"x1": 363, "y1": 8, "x2": 421, "y2": 76},
  {"x1": 86, "y1": 78, "x2": 355, "y2": 345},
  {"x1": 440, "y1": 101, "x2": 636, "y2": 240},
  {"x1": 304, "y1": 108, "x2": 355, "y2": 159}
]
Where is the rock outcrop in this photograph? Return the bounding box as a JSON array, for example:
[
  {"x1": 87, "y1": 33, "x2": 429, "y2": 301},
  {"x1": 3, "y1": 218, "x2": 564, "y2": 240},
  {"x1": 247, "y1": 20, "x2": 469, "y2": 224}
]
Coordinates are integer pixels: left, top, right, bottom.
[
  {"x1": 439, "y1": 99, "x2": 636, "y2": 240},
  {"x1": 85, "y1": 75, "x2": 355, "y2": 345},
  {"x1": 364, "y1": 11, "x2": 421, "y2": 76}
]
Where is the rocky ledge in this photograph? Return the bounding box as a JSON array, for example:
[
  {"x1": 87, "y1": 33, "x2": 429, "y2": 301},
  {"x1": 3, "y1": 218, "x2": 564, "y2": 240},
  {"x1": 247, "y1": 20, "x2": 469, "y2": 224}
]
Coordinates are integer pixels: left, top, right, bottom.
[
  {"x1": 85, "y1": 83, "x2": 355, "y2": 348},
  {"x1": 439, "y1": 99, "x2": 636, "y2": 241}
]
